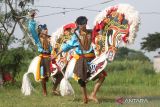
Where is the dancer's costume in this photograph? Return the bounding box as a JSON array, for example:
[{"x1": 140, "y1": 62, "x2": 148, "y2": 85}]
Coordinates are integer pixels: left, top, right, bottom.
[
  {"x1": 28, "y1": 19, "x2": 52, "y2": 81},
  {"x1": 61, "y1": 28, "x2": 95, "y2": 82},
  {"x1": 50, "y1": 4, "x2": 140, "y2": 96},
  {"x1": 51, "y1": 4, "x2": 140, "y2": 82}
]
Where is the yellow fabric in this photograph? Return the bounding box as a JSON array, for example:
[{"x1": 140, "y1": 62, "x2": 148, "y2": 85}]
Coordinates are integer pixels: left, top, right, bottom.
[
  {"x1": 73, "y1": 53, "x2": 95, "y2": 60},
  {"x1": 36, "y1": 56, "x2": 42, "y2": 81},
  {"x1": 84, "y1": 53, "x2": 95, "y2": 58},
  {"x1": 73, "y1": 54, "x2": 80, "y2": 60},
  {"x1": 73, "y1": 73, "x2": 80, "y2": 81},
  {"x1": 39, "y1": 54, "x2": 50, "y2": 58},
  {"x1": 36, "y1": 54, "x2": 50, "y2": 81},
  {"x1": 51, "y1": 50, "x2": 57, "y2": 57}
]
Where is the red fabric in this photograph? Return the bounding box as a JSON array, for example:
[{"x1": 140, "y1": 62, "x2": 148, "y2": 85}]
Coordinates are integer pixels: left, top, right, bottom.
[
  {"x1": 98, "y1": 71, "x2": 107, "y2": 80},
  {"x1": 52, "y1": 58, "x2": 56, "y2": 64},
  {"x1": 50, "y1": 61, "x2": 53, "y2": 72},
  {"x1": 92, "y1": 21, "x2": 104, "y2": 44},
  {"x1": 3, "y1": 73, "x2": 12, "y2": 82},
  {"x1": 63, "y1": 23, "x2": 76, "y2": 30},
  {"x1": 122, "y1": 35, "x2": 128, "y2": 43},
  {"x1": 106, "y1": 7, "x2": 118, "y2": 16},
  {"x1": 102, "y1": 71, "x2": 107, "y2": 77},
  {"x1": 69, "y1": 56, "x2": 73, "y2": 60}
]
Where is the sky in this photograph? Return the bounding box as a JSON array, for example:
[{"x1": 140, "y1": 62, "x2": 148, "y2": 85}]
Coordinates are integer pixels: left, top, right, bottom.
[{"x1": 9, "y1": 0, "x2": 160, "y2": 60}]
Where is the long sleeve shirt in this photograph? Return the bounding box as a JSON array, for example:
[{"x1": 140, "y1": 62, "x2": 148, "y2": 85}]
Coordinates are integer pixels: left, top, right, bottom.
[
  {"x1": 61, "y1": 32, "x2": 93, "y2": 55},
  {"x1": 28, "y1": 19, "x2": 52, "y2": 54}
]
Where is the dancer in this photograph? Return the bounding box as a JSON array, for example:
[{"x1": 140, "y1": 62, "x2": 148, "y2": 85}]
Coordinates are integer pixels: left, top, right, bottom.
[
  {"x1": 28, "y1": 11, "x2": 52, "y2": 96},
  {"x1": 54, "y1": 16, "x2": 105, "y2": 103}
]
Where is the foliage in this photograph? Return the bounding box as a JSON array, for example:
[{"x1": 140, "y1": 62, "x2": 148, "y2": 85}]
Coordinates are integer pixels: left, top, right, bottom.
[
  {"x1": 115, "y1": 47, "x2": 150, "y2": 61},
  {"x1": 0, "y1": 0, "x2": 36, "y2": 51},
  {"x1": 0, "y1": 47, "x2": 35, "y2": 79},
  {"x1": 141, "y1": 32, "x2": 160, "y2": 52},
  {"x1": 0, "y1": 30, "x2": 19, "y2": 50},
  {"x1": 0, "y1": 0, "x2": 37, "y2": 80},
  {"x1": 106, "y1": 60, "x2": 155, "y2": 74}
]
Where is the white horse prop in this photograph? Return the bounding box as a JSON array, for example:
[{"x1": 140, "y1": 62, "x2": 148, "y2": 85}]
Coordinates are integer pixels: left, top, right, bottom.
[
  {"x1": 21, "y1": 56, "x2": 40, "y2": 95},
  {"x1": 87, "y1": 4, "x2": 140, "y2": 80},
  {"x1": 21, "y1": 23, "x2": 76, "y2": 96}
]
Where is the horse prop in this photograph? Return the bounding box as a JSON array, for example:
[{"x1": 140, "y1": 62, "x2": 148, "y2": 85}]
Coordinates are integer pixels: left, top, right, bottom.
[
  {"x1": 21, "y1": 23, "x2": 76, "y2": 95},
  {"x1": 21, "y1": 4, "x2": 140, "y2": 96}
]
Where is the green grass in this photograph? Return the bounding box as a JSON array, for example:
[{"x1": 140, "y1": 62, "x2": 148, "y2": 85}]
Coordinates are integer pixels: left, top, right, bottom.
[{"x1": 0, "y1": 60, "x2": 160, "y2": 107}]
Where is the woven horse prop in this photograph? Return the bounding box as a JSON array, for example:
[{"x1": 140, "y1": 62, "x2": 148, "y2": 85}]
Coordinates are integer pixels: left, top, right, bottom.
[
  {"x1": 87, "y1": 4, "x2": 140, "y2": 80},
  {"x1": 49, "y1": 4, "x2": 140, "y2": 96},
  {"x1": 51, "y1": 23, "x2": 78, "y2": 96},
  {"x1": 51, "y1": 4, "x2": 140, "y2": 81},
  {"x1": 21, "y1": 23, "x2": 76, "y2": 96}
]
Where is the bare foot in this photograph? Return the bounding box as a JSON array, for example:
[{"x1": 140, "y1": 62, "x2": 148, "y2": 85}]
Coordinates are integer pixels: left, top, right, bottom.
[
  {"x1": 52, "y1": 90, "x2": 60, "y2": 95},
  {"x1": 43, "y1": 92, "x2": 47, "y2": 96},
  {"x1": 88, "y1": 94, "x2": 99, "y2": 103},
  {"x1": 83, "y1": 98, "x2": 88, "y2": 104}
]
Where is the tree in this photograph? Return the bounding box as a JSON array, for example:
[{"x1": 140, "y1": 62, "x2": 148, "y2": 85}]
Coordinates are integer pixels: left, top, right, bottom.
[
  {"x1": 0, "y1": 0, "x2": 36, "y2": 84},
  {"x1": 141, "y1": 32, "x2": 160, "y2": 52},
  {"x1": 115, "y1": 47, "x2": 150, "y2": 61},
  {"x1": 0, "y1": 0, "x2": 36, "y2": 51},
  {"x1": 0, "y1": 47, "x2": 35, "y2": 83}
]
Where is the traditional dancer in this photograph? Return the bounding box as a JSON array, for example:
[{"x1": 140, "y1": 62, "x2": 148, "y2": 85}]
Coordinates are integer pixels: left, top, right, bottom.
[
  {"x1": 54, "y1": 3, "x2": 140, "y2": 102},
  {"x1": 27, "y1": 11, "x2": 52, "y2": 96},
  {"x1": 54, "y1": 16, "x2": 106, "y2": 103},
  {"x1": 38, "y1": 25, "x2": 52, "y2": 96},
  {"x1": 21, "y1": 19, "x2": 63, "y2": 96}
]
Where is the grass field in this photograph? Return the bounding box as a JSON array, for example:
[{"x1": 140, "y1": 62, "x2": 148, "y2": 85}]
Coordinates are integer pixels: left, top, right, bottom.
[{"x1": 0, "y1": 60, "x2": 160, "y2": 107}]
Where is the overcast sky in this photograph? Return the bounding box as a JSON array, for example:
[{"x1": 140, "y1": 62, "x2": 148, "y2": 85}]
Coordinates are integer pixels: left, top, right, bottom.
[{"x1": 13, "y1": 0, "x2": 160, "y2": 60}]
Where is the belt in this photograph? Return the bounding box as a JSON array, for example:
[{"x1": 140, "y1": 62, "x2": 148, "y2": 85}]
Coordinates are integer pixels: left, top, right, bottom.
[
  {"x1": 39, "y1": 54, "x2": 50, "y2": 58},
  {"x1": 73, "y1": 53, "x2": 95, "y2": 60}
]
